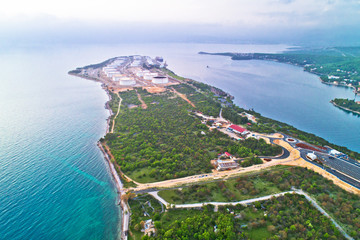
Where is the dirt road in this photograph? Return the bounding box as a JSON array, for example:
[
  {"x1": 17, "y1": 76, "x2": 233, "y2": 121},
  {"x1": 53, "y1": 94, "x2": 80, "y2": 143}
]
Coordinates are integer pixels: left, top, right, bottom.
[{"x1": 110, "y1": 92, "x2": 122, "y2": 133}]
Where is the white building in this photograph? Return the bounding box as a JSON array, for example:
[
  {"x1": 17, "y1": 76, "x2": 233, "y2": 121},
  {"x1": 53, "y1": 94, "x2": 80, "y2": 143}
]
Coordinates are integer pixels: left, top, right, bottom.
[
  {"x1": 330, "y1": 149, "x2": 341, "y2": 156},
  {"x1": 216, "y1": 160, "x2": 239, "y2": 171},
  {"x1": 306, "y1": 152, "x2": 317, "y2": 161}
]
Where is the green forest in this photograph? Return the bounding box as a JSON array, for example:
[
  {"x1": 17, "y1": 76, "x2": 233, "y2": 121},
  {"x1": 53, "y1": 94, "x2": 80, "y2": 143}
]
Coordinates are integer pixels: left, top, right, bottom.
[
  {"x1": 156, "y1": 166, "x2": 360, "y2": 239},
  {"x1": 150, "y1": 194, "x2": 344, "y2": 240},
  {"x1": 126, "y1": 166, "x2": 360, "y2": 239},
  {"x1": 102, "y1": 69, "x2": 360, "y2": 240},
  {"x1": 130, "y1": 193, "x2": 346, "y2": 240},
  {"x1": 333, "y1": 98, "x2": 360, "y2": 113},
  {"x1": 104, "y1": 85, "x2": 280, "y2": 183}
]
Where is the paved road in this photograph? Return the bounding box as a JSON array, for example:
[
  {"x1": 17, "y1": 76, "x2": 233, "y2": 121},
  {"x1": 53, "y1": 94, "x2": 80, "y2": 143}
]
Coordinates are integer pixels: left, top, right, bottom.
[
  {"x1": 276, "y1": 134, "x2": 360, "y2": 190},
  {"x1": 300, "y1": 150, "x2": 360, "y2": 189},
  {"x1": 269, "y1": 138, "x2": 290, "y2": 159},
  {"x1": 121, "y1": 203, "x2": 130, "y2": 240},
  {"x1": 129, "y1": 159, "x2": 295, "y2": 193},
  {"x1": 148, "y1": 191, "x2": 169, "y2": 206}
]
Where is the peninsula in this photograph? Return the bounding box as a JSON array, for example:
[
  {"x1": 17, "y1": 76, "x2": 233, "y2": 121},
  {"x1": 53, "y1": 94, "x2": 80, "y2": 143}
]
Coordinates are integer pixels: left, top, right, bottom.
[
  {"x1": 69, "y1": 55, "x2": 360, "y2": 240},
  {"x1": 331, "y1": 98, "x2": 360, "y2": 115},
  {"x1": 199, "y1": 47, "x2": 360, "y2": 93}
]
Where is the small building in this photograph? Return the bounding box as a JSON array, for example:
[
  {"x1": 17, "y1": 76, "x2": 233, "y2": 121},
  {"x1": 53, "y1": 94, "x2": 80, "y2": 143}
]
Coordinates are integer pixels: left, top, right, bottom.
[
  {"x1": 306, "y1": 152, "x2": 317, "y2": 161},
  {"x1": 329, "y1": 149, "x2": 341, "y2": 156},
  {"x1": 218, "y1": 152, "x2": 233, "y2": 159},
  {"x1": 142, "y1": 219, "x2": 155, "y2": 236},
  {"x1": 241, "y1": 112, "x2": 257, "y2": 123},
  {"x1": 215, "y1": 152, "x2": 238, "y2": 171},
  {"x1": 216, "y1": 160, "x2": 239, "y2": 171}
]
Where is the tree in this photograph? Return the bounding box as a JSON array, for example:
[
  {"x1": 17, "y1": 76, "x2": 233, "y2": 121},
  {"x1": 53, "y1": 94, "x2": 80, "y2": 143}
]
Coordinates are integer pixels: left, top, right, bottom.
[
  {"x1": 121, "y1": 192, "x2": 136, "y2": 204},
  {"x1": 134, "y1": 223, "x2": 140, "y2": 231}
]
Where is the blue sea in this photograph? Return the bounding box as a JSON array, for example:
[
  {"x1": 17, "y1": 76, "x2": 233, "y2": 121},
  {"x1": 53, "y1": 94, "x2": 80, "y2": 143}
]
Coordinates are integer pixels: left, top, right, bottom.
[
  {"x1": 0, "y1": 43, "x2": 359, "y2": 240},
  {"x1": 0, "y1": 47, "x2": 121, "y2": 240}
]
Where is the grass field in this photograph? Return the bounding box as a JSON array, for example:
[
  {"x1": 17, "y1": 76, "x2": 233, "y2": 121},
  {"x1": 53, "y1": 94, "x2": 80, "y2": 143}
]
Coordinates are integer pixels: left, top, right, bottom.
[
  {"x1": 127, "y1": 168, "x2": 158, "y2": 183},
  {"x1": 249, "y1": 227, "x2": 271, "y2": 240}
]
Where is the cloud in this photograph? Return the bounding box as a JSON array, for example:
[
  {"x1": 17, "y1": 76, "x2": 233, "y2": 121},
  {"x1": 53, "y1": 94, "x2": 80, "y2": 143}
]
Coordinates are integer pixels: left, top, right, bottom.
[
  {"x1": 0, "y1": 0, "x2": 359, "y2": 47},
  {"x1": 0, "y1": 0, "x2": 359, "y2": 27}
]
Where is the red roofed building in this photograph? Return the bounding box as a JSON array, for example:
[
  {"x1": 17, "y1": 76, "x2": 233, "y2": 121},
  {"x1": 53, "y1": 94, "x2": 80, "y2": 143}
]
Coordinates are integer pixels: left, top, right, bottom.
[
  {"x1": 224, "y1": 152, "x2": 232, "y2": 157},
  {"x1": 228, "y1": 124, "x2": 247, "y2": 135}
]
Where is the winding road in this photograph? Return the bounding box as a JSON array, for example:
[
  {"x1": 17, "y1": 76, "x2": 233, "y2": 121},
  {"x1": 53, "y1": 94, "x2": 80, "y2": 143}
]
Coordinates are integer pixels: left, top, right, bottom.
[{"x1": 148, "y1": 189, "x2": 353, "y2": 240}]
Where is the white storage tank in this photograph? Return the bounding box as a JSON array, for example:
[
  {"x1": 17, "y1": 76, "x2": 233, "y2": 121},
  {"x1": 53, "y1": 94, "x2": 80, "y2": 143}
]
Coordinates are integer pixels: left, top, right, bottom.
[
  {"x1": 136, "y1": 70, "x2": 150, "y2": 77},
  {"x1": 152, "y1": 76, "x2": 168, "y2": 84},
  {"x1": 112, "y1": 74, "x2": 125, "y2": 81},
  {"x1": 143, "y1": 73, "x2": 158, "y2": 80},
  {"x1": 119, "y1": 77, "x2": 136, "y2": 86},
  {"x1": 106, "y1": 71, "x2": 120, "y2": 77}
]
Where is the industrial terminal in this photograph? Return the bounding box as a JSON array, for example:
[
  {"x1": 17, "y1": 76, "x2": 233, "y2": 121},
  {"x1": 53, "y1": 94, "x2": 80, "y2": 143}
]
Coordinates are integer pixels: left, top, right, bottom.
[{"x1": 68, "y1": 55, "x2": 178, "y2": 92}]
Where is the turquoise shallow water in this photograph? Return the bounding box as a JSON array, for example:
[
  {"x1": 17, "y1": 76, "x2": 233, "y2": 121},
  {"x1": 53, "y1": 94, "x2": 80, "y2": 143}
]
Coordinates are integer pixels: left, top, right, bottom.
[
  {"x1": 0, "y1": 48, "x2": 120, "y2": 239},
  {"x1": 1, "y1": 43, "x2": 359, "y2": 240}
]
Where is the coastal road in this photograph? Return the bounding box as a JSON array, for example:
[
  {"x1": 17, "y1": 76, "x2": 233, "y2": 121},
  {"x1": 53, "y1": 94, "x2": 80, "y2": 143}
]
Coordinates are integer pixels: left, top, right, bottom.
[
  {"x1": 129, "y1": 158, "x2": 296, "y2": 193},
  {"x1": 129, "y1": 132, "x2": 301, "y2": 193},
  {"x1": 110, "y1": 93, "x2": 122, "y2": 133},
  {"x1": 122, "y1": 203, "x2": 130, "y2": 240}
]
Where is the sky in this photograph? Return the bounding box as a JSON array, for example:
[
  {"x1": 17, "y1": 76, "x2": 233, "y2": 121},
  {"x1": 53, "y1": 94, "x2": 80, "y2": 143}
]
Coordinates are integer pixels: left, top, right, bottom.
[{"x1": 1, "y1": 0, "x2": 360, "y2": 46}]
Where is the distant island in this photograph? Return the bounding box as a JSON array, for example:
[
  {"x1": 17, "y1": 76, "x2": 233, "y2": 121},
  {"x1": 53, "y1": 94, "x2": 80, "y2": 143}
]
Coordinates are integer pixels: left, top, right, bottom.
[
  {"x1": 331, "y1": 98, "x2": 360, "y2": 115},
  {"x1": 69, "y1": 55, "x2": 360, "y2": 240},
  {"x1": 200, "y1": 47, "x2": 360, "y2": 95}
]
